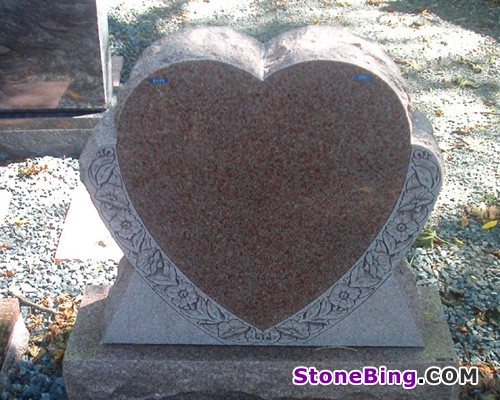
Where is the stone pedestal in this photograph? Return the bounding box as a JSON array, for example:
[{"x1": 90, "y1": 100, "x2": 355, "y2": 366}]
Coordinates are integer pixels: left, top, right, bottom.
[{"x1": 64, "y1": 285, "x2": 459, "y2": 399}]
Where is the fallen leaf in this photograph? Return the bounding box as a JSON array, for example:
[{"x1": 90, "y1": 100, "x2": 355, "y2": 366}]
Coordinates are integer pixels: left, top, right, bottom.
[
  {"x1": 461, "y1": 212, "x2": 469, "y2": 227},
  {"x1": 482, "y1": 220, "x2": 498, "y2": 230},
  {"x1": 440, "y1": 286, "x2": 465, "y2": 306},
  {"x1": 13, "y1": 219, "x2": 30, "y2": 226},
  {"x1": 18, "y1": 163, "x2": 48, "y2": 176},
  {"x1": 484, "y1": 308, "x2": 500, "y2": 328},
  {"x1": 0, "y1": 242, "x2": 8, "y2": 250},
  {"x1": 454, "y1": 75, "x2": 480, "y2": 89},
  {"x1": 395, "y1": 59, "x2": 418, "y2": 68},
  {"x1": 68, "y1": 90, "x2": 81, "y2": 100},
  {"x1": 434, "y1": 109, "x2": 444, "y2": 117},
  {"x1": 487, "y1": 250, "x2": 500, "y2": 259},
  {"x1": 2, "y1": 270, "x2": 15, "y2": 277},
  {"x1": 452, "y1": 237, "x2": 464, "y2": 245},
  {"x1": 416, "y1": 228, "x2": 451, "y2": 248},
  {"x1": 453, "y1": 126, "x2": 471, "y2": 135}
]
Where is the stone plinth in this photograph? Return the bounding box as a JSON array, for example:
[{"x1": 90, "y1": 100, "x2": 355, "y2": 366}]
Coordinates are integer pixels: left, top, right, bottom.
[{"x1": 63, "y1": 285, "x2": 459, "y2": 400}]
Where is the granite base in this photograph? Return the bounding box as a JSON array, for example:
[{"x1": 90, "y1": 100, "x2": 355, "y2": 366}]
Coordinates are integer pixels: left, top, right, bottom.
[
  {"x1": 63, "y1": 285, "x2": 459, "y2": 399},
  {"x1": 0, "y1": 114, "x2": 103, "y2": 160}
]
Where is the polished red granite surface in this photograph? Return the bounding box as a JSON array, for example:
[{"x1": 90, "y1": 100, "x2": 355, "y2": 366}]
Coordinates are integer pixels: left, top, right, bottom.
[{"x1": 116, "y1": 60, "x2": 411, "y2": 329}]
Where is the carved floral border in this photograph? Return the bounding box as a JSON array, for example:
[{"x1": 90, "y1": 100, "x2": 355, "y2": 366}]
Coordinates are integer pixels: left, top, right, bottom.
[{"x1": 87, "y1": 145, "x2": 441, "y2": 344}]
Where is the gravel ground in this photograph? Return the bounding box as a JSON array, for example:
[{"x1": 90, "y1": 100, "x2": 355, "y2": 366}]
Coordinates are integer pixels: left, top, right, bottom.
[{"x1": 1, "y1": 0, "x2": 499, "y2": 399}]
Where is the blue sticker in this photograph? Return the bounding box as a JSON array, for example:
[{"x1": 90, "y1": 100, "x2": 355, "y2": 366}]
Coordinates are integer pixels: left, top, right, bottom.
[
  {"x1": 148, "y1": 77, "x2": 169, "y2": 84},
  {"x1": 354, "y1": 74, "x2": 372, "y2": 81}
]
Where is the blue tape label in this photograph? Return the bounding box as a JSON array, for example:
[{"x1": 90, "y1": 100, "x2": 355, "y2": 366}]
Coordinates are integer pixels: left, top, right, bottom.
[
  {"x1": 148, "y1": 77, "x2": 169, "y2": 84},
  {"x1": 354, "y1": 74, "x2": 372, "y2": 81}
]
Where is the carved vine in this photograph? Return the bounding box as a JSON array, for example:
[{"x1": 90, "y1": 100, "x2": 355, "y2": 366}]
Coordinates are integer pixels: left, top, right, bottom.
[{"x1": 88, "y1": 146, "x2": 441, "y2": 344}]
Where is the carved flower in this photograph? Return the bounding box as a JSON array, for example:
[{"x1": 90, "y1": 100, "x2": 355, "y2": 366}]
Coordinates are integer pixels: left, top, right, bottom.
[
  {"x1": 95, "y1": 185, "x2": 127, "y2": 210},
  {"x1": 328, "y1": 284, "x2": 361, "y2": 309},
  {"x1": 109, "y1": 211, "x2": 142, "y2": 239},
  {"x1": 166, "y1": 282, "x2": 198, "y2": 309},
  {"x1": 137, "y1": 248, "x2": 164, "y2": 276},
  {"x1": 400, "y1": 189, "x2": 434, "y2": 213},
  {"x1": 386, "y1": 213, "x2": 419, "y2": 242},
  {"x1": 364, "y1": 250, "x2": 391, "y2": 278}
]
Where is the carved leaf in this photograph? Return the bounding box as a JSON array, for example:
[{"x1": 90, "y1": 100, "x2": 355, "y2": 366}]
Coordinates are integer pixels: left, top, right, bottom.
[
  {"x1": 218, "y1": 319, "x2": 250, "y2": 339},
  {"x1": 94, "y1": 163, "x2": 116, "y2": 187},
  {"x1": 277, "y1": 320, "x2": 309, "y2": 339},
  {"x1": 303, "y1": 299, "x2": 322, "y2": 321},
  {"x1": 131, "y1": 229, "x2": 145, "y2": 251},
  {"x1": 206, "y1": 301, "x2": 225, "y2": 322}
]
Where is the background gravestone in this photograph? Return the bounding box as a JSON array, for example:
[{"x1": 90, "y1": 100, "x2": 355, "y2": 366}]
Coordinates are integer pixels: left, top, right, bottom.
[
  {"x1": 65, "y1": 26, "x2": 457, "y2": 399},
  {"x1": 0, "y1": 0, "x2": 111, "y2": 160},
  {"x1": 0, "y1": 0, "x2": 111, "y2": 110}
]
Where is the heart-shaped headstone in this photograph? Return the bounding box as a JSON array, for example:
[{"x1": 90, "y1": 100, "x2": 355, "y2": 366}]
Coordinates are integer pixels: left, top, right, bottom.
[{"x1": 82, "y1": 26, "x2": 441, "y2": 344}]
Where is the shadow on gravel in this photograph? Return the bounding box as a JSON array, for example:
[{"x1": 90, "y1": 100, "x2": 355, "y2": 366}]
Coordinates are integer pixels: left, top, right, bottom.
[
  {"x1": 386, "y1": 0, "x2": 499, "y2": 41},
  {"x1": 108, "y1": 0, "x2": 190, "y2": 81}
]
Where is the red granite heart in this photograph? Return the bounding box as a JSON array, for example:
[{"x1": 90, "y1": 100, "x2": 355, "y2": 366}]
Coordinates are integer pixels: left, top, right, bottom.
[{"x1": 116, "y1": 59, "x2": 411, "y2": 330}]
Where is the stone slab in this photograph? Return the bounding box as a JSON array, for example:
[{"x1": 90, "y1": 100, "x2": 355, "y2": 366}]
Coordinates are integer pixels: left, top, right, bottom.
[
  {"x1": 63, "y1": 285, "x2": 459, "y2": 400},
  {"x1": 0, "y1": 189, "x2": 12, "y2": 227},
  {"x1": 101, "y1": 258, "x2": 423, "y2": 347},
  {"x1": 0, "y1": 0, "x2": 111, "y2": 109},
  {"x1": 55, "y1": 183, "x2": 123, "y2": 263},
  {"x1": 0, "y1": 113, "x2": 102, "y2": 161},
  {"x1": 115, "y1": 26, "x2": 412, "y2": 330},
  {"x1": 112, "y1": 56, "x2": 124, "y2": 88},
  {"x1": 0, "y1": 298, "x2": 29, "y2": 387}
]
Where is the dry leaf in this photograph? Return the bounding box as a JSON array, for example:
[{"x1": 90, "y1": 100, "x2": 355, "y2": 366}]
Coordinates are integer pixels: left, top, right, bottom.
[
  {"x1": 440, "y1": 286, "x2": 465, "y2": 306},
  {"x1": 488, "y1": 250, "x2": 500, "y2": 259},
  {"x1": 13, "y1": 219, "x2": 30, "y2": 226},
  {"x1": 482, "y1": 220, "x2": 498, "y2": 230},
  {"x1": 0, "y1": 242, "x2": 8, "y2": 250},
  {"x1": 2, "y1": 270, "x2": 15, "y2": 277},
  {"x1": 434, "y1": 109, "x2": 444, "y2": 117},
  {"x1": 68, "y1": 90, "x2": 81, "y2": 100},
  {"x1": 18, "y1": 163, "x2": 48, "y2": 176},
  {"x1": 461, "y1": 212, "x2": 469, "y2": 227}
]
